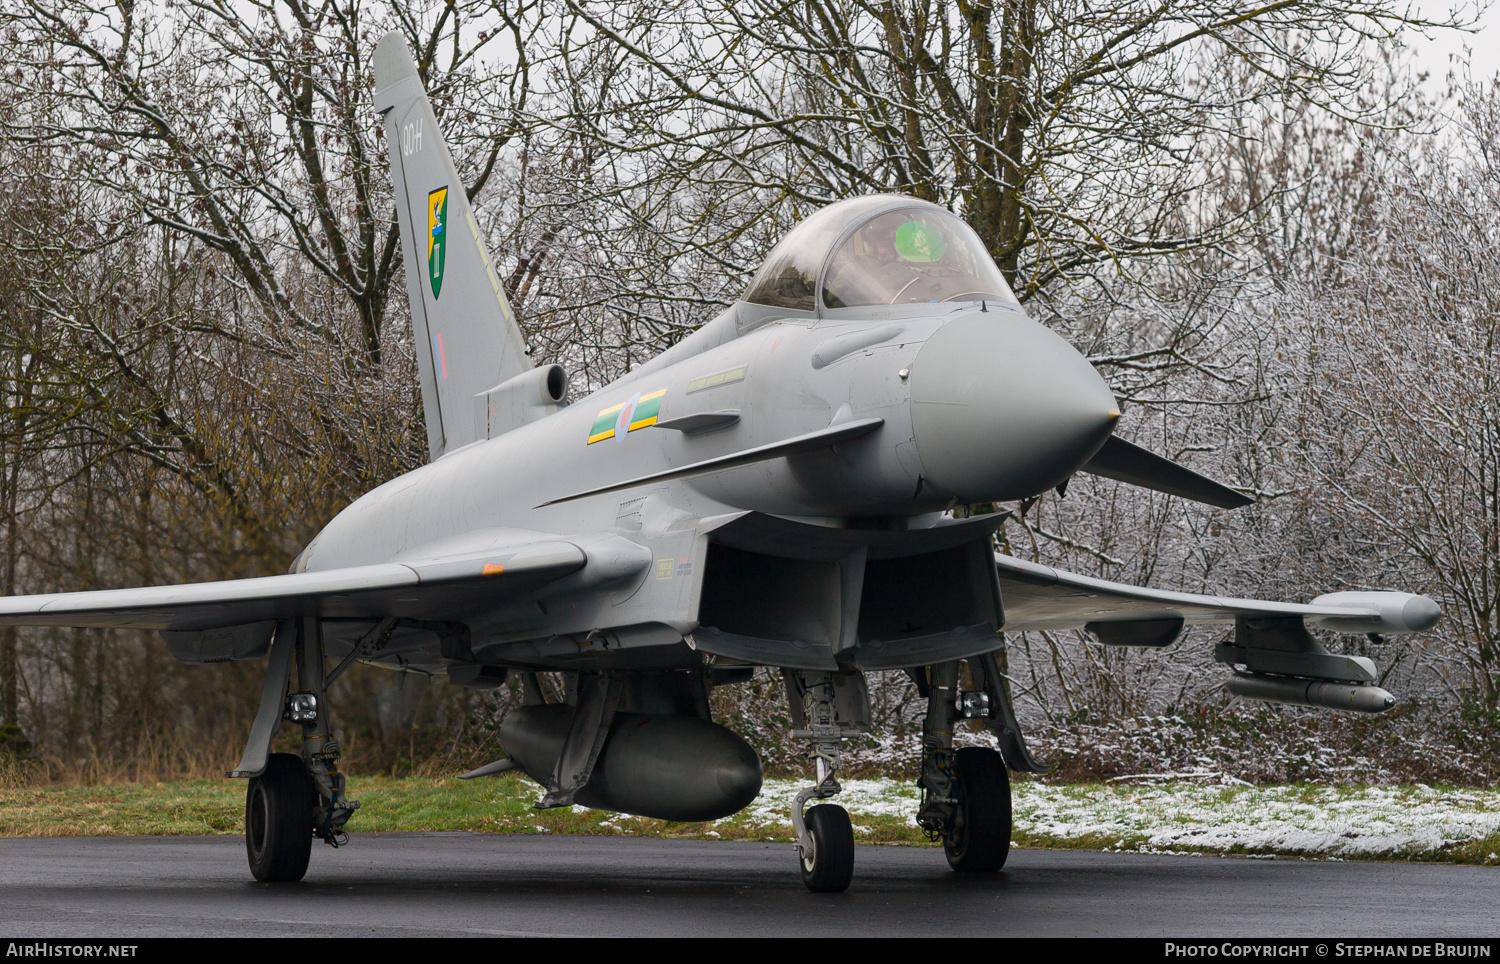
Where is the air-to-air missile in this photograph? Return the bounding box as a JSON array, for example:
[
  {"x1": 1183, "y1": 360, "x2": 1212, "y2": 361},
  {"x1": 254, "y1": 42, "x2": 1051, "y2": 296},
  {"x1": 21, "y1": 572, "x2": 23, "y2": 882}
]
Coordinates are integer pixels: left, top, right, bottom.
[{"x1": 1225, "y1": 675, "x2": 1397, "y2": 713}]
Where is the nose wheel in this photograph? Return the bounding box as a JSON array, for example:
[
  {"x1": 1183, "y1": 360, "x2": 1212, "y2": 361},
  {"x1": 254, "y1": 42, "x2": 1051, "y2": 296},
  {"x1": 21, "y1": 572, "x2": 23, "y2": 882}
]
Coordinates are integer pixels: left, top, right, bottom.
[
  {"x1": 245, "y1": 752, "x2": 316, "y2": 882},
  {"x1": 943, "y1": 746, "x2": 1012, "y2": 872},
  {"x1": 786, "y1": 669, "x2": 867, "y2": 893},
  {"x1": 800, "y1": 803, "x2": 855, "y2": 893}
]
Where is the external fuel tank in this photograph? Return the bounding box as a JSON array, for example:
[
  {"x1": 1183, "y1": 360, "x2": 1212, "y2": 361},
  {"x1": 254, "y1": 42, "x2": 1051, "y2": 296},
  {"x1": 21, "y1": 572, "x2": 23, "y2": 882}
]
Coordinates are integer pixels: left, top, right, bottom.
[{"x1": 501, "y1": 705, "x2": 764, "y2": 822}]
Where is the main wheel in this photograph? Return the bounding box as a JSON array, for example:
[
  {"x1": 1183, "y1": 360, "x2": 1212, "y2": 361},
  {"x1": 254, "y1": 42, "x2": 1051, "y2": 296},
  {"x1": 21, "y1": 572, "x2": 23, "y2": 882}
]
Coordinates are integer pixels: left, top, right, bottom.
[
  {"x1": 800, "y1": 803, "x2": 855, "y2": 893},
  {"x1": 944, "y1": 746, "x2": 1012, "y2": 872},
  {"x1": 246, "y1": 752, "x2": 316, "y2": 882}
]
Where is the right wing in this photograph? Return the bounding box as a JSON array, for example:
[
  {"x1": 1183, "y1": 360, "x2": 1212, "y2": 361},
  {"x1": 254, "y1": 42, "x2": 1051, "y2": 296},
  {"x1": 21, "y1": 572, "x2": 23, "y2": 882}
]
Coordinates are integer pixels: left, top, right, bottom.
[
  {"x1": 0, "y1": 538, "x2": 586, "y2": 633},
  {"x1": 0, "y1": 529, "x2": 656, "y2": 665}
]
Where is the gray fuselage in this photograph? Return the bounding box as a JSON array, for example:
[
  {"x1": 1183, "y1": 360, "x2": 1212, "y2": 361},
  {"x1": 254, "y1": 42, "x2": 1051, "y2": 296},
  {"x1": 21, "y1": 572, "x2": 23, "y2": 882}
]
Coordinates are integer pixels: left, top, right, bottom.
[{"x1": 295, "y1": 299, "x2": 1118, "y2": 671}]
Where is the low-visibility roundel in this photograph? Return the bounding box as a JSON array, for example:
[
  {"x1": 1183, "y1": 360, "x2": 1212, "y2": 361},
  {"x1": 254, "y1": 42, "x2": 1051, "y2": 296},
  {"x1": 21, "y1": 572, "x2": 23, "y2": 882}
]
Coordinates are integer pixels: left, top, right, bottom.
[{"x1": 588, "y1": 390, "x2": 666, "y2": 444}]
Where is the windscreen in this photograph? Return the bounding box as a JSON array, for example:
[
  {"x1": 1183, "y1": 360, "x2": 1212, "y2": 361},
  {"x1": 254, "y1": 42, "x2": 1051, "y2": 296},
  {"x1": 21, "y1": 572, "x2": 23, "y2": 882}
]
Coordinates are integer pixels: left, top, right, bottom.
[
  {"x1": 822, "y1": 208, "x2": 1015, "y2": 308},
  {"x1": 742, "y1": 196, "x2": 893, "y2": 311}
]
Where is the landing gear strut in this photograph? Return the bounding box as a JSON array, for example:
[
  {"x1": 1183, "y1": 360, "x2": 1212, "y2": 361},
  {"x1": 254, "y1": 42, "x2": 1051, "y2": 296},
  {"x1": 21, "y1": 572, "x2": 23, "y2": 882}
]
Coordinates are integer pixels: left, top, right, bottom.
[
  {"x1": 786, "y1": 669, "x2": 868, "y2": 893},
  {"x1": 293, "y1": 617, "x2": 359, "y2": 848}
]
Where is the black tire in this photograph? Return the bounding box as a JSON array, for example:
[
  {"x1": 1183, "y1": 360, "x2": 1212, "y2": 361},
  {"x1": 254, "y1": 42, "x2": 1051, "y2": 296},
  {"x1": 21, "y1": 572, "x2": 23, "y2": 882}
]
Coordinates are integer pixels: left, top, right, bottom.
[
  {"x1": 944, "y1": 746, "x2": 1012, "y2": 872},
  {"x1": 246, "y1": 752, "x2": 316, "y2": 883},
  {"x1": 800, "y1": 803, "x2": 855, "y2": 893}
]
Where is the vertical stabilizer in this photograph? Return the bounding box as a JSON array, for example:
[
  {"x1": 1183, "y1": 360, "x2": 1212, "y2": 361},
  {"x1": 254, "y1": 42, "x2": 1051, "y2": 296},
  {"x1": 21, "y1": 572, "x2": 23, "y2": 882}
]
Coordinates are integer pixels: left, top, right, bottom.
[{"x1": 373, "y1": 32, "x2": 531, "y2": 460}]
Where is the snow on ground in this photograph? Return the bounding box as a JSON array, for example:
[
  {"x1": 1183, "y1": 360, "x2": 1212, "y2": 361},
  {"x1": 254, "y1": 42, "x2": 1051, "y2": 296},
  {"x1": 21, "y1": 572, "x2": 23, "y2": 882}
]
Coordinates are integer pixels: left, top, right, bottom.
[
  {"x1": 1013, "y1": 781, "x2": 1500, "y2": 858},
  {"x1": 737, "y1": 778, "x2": 919, "y2": 826},
  {"x1": 726, "y1": 778, "x2": 1500, "y2": 861}
]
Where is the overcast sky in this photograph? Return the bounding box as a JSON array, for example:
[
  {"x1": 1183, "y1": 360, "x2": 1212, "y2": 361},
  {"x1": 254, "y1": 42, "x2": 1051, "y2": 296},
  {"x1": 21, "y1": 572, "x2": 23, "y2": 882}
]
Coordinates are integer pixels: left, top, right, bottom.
[{"x1": 1406, "y1": 2, "x2": 1499, "y2": 87}]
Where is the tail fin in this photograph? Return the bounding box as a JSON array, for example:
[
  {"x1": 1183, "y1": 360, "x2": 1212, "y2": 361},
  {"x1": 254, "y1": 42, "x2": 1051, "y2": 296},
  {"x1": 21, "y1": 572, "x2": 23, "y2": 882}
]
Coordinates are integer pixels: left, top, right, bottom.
[{"x1": 373, "y1": 32, "x2": 531, "y2": 460}]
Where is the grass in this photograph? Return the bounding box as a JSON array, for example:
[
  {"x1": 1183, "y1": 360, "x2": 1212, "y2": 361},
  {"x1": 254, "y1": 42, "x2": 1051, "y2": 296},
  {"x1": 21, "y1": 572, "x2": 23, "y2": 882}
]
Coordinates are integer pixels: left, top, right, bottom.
[
  {"x1": 0, "y1": 774, "x2": 930, "y2": 845},
  {"x1": 3, "y1": 773, "x2": 1499, "y2": 866},
  {"x1": 0, "y1": 778, "x2": 245, "y2": 837}
]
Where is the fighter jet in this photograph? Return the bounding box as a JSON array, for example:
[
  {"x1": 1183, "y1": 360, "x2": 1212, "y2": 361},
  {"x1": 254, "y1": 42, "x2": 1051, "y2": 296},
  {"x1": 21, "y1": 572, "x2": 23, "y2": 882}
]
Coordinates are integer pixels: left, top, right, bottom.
[{"x1": 0, "y1": 33, "x2": 1441, "y2": 893}]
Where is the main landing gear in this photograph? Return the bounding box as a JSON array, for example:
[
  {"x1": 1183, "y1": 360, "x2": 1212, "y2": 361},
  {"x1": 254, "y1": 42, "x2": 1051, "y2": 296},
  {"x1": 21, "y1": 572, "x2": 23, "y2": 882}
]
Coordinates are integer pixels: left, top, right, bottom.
[
  {"x1": 246, "y1": 753, "x2": 316, "y2": 882},
  {"x1": 943, "y1": 746, "x2": 1012, "y2": 871},
  {"x1": 231, "y1": 617, "x2": 361, "y2": 883},
  {"x1": 915, "y1": 659, "x2": 1014, "y2": 873}
]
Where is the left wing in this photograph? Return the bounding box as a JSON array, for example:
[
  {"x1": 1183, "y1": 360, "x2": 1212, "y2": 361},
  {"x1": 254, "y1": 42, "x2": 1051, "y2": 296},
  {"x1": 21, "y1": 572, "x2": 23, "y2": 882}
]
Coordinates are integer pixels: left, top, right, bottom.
[
  {"x1": 994, "y1": 552, "x2": 1439, "y2": 708},
  {"x1": 995, "y1": 552, "x2": 1440, "y2": 639}
]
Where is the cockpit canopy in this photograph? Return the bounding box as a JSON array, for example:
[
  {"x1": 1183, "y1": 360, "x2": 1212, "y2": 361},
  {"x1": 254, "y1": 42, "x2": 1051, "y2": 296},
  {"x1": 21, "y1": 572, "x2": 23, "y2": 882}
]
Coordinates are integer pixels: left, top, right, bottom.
[{"x1": 741, "y1": 195, "x2": 1018, "y2": 312}]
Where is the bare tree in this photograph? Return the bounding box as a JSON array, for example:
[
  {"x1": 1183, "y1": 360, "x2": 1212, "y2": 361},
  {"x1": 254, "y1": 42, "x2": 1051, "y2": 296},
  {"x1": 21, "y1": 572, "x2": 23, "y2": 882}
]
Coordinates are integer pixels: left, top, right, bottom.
[
  {"x1": 1276, "y1": 83, "x2": 1500, "y2": 711},
  {"x1": 554, "y1": 0, "x2": 1458, "y2": 297},
  {"x1": 0, "y1": 1, "x2": 548, "y2": 766}
]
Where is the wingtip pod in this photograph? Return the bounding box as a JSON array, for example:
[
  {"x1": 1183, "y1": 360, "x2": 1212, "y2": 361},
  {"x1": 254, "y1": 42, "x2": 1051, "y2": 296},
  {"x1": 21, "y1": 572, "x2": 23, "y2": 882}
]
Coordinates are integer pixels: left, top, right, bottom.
[{"x1": 1307, "y1": 591, "x2": 1442, "y2": 635}]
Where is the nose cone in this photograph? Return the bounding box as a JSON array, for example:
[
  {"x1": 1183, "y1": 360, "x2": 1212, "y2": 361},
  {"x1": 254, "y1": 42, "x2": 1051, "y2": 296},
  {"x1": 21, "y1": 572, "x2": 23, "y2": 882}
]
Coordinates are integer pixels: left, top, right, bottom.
[{"x1": 909, "y1": 313, "x2": 1119, "y2": 502}]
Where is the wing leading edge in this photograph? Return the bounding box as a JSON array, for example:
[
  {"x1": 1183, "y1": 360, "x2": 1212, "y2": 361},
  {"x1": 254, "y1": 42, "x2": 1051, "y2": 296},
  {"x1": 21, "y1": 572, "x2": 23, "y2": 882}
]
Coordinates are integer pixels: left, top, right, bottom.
[{"x1": 0, "y1": 538, "x2": 588, "y2": 633}]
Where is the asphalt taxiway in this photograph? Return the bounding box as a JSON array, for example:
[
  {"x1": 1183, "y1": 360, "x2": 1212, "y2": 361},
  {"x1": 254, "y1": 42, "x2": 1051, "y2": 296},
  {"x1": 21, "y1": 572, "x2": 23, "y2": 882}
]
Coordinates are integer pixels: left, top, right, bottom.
[{"x1": 0, "y1": 834, "x2": 1493, "y2": 937}]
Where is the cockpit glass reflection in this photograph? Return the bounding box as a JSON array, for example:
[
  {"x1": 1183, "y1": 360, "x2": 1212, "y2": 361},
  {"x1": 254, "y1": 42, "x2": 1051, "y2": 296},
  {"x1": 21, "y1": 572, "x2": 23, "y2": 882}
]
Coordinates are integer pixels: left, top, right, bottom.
[
  {"x1": 823, "y1": 208, "x2": 1014, "y2": 308},
  {"x1": 741, "y1": 196, "x2": 891, "y2": 311}
]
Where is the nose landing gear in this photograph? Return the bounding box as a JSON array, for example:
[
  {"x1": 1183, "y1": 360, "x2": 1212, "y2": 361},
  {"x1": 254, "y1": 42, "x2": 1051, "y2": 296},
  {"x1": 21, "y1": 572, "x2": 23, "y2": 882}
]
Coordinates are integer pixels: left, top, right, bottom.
[
  {"x1": 800, "y1": 803, "x2": 855, "y2": 892},
  {"x1": 786, "y1": 669, "x2": 868, "y2": 893}
]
